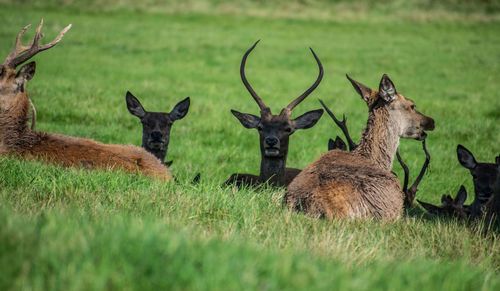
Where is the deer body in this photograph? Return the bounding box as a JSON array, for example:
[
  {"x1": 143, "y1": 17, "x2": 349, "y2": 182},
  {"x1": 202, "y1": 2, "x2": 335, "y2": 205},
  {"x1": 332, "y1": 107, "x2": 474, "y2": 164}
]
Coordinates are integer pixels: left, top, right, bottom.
[
  {"x1": 0, "y1": 21, "x2": 171, "y2": 181},
  {"x1": 285, "y1": 74, "x2": 435, "y2": 219}
]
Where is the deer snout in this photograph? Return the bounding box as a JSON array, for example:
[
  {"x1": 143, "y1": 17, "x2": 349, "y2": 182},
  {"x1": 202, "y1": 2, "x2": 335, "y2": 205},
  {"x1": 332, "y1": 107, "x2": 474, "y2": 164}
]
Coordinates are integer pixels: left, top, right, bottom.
[
  {"x1": 150, "y1": 131, "x2": 163, "y2": 142},
  {"x1": 422, "y1": 117, "x2": 435, "y2": 131},
  {"x1": 265, "y1": 136, "x2": 279, "y2": 147}
]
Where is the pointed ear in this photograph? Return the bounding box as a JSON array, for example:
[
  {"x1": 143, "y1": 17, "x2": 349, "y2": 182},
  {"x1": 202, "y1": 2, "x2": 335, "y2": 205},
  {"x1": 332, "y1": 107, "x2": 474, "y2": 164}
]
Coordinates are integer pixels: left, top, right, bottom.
[
  {"x1": 378, "y1": 74, "x2": 397, "y2": 102},
  {"x1": 330, "y1": 135, "x2": 347, "y2": 151},
  {"x1": 454, "y1": 185, "x2": 467, "y2": 205},
  {"x1": 170, "y1": 97, "x2": 190, "y2": 121},
  {"x1": 346, "y1": 74, "x2": 372, "y2": 103},
  {"x1": 16, "y1": 62, "x2": 36, "y2": 81},
  {"x1": 417, "y1": 200, "x2": 443, "y2": 215},
  {"x1": 231, "y1": 109, "x2": 260, "y2": 129},
  {"x1": 126, "y1": 91, "x2": 146, "y2": 119},
  {"x1": 457, "y1": 145, "x2": 477, "y2": 169},
  {"x1": 328, "y1": 138, "x2": 335, "y2": 151},
  {"x1": 294, "y1": 109, "x2": 323, "y2": 130}
]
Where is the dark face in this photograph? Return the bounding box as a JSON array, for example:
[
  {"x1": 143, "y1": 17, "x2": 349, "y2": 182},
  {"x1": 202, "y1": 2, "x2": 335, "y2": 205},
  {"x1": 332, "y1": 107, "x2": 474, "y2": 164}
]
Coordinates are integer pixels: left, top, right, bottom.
[
  {"x1": 231, "y1": 108, "x2": 323, "y2": 158},
  {"x1": 126, "y1": 91, "x2": 190, "y2": 156},
  {"x1": 457, "y1": 145, "x2": 500, "y2": 205}
]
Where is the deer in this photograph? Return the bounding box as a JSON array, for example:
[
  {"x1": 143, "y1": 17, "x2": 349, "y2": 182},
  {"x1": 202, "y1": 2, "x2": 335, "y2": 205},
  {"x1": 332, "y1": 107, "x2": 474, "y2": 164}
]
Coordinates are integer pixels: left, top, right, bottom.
[
  {"x1": 0, "y1": 20, "x2": 172, "y2": 181},
  {"x1": 284, "y1": 74, "x2": 435, "y2": 219},
  {"x1": 418, "y1": 145, "x2": 500, "y2": 223},
  {"x1": 320, "y1": 99, "x2": 431, "y2": 209},
  {"x1": 126, "y1": 91, "x2": 190, "y2": 167},
  {"x1": 224, "y1": 41, "x2": 324, "y2": 188}
]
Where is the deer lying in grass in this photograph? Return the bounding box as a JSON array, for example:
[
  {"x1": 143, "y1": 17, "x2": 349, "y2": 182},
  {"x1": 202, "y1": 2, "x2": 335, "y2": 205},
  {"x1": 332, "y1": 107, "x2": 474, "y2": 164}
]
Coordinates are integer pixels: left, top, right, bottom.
[
  {"x1": 0, "y1": 21, "x2": 172, "y2": 181},
  {"x1": 224, "y1": 41, "x2": 324, "y2": 188},
  {"x1": 284, "y1": 74, "x2": 435, "y2": 219},
  {"x1": 418, "y1": 145, "x2": 500, "y2": 225},
  {"x1": 320, "y1": 99, "x2": 431, "y2": 209},
  {"x1": 126, "y1": 91, "x2": 190, "y2": 167}
]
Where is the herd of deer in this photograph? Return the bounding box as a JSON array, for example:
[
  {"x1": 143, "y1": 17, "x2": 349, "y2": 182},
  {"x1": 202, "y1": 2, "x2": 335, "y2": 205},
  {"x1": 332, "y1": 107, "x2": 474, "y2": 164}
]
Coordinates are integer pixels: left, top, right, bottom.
[{"x1": 0, "y1": 21, "x2": 498, "y2": 228}]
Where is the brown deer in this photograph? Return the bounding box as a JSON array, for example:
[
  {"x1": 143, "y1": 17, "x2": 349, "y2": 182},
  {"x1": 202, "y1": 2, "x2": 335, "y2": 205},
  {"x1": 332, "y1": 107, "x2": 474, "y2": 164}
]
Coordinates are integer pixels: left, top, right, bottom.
[
  {"x1": 320, "y1": 99, "x2": 431, "y2": 209},
  {"x1": 224, "y1": 41, "x2": 324, "y2": 188},
  {"x1": 0, "y1": 20, "x2": 172, "y2": 181},
  {"x1": 284, "y1": 74, "x2": 435, "y2": 219}
]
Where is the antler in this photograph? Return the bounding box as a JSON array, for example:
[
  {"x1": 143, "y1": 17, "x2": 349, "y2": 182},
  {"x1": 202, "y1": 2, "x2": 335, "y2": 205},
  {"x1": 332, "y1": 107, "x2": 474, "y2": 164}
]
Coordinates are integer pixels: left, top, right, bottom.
[
  {"x1": 240, "y1": 40, "x2": 269, "y2": 112},
  {"x1": 285, "y1": 48, "x2": 323, "y2": 112},
  {"x1": 3, "y1": 19, "x2": 72, "y2": 68},
  {"x1": 397, "y1": 139, "x2": 431, "y2": 208},
  {"x1": 319, "y1": 99, "x2": 357, "y2": 151}
]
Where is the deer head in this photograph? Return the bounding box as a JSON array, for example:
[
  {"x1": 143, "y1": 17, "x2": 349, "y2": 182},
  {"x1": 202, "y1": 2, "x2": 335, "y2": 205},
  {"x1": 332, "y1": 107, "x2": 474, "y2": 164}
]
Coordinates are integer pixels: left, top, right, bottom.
[
  {"x1": 126, "y1": 91, "x2": 190, "y2": 163},
  {"x1": 231, "y1": 41, "x2": 324, "y2": 159},
  {"x1": 0, "y1": 20, "x2": 71, "y2": 112},
  {"x1": 456, "y1": 145, "x2": 500, "y2": 216},
  {"x1": 347, "y1": 74, "x2": 435, "y2": 141},
  {"x1": 418, "y1": 186, "x2": 469, "y2": 219}
]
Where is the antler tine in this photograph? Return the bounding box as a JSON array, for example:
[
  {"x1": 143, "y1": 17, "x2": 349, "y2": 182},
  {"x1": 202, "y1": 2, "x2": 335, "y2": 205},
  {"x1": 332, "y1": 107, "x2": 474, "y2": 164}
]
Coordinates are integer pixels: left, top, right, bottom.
[
  {"x1": 408, "y1": 139, "x2": 431, "y2": 195},
  {"x1": 240, "y1": 40, "x2": 268, "y2": 112},
  {"x1": 319, "y1": 99, "x2": 357, "y2": 151},
  {"x1": 4, "y1": 19, "x2": 72, "y2": 68},
  {"x1": 3, "y1": 24, "x2": 31, "y2": 66},
  {"x1": 286, "y1": 48, "x2": 323, "y2": 112}
]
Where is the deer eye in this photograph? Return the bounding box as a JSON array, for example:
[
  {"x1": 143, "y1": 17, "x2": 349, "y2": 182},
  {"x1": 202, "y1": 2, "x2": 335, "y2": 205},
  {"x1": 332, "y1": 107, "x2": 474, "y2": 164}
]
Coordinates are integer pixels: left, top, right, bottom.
[
  {"x1": 257, "y1": 124, "x2": 264, "y2": 131},
  {"x1": 284, "y1": 127, "x2": 292, "y2": 133},
  {"x1": 410, "y1": 105, "x2": 416, "y2": 110}
]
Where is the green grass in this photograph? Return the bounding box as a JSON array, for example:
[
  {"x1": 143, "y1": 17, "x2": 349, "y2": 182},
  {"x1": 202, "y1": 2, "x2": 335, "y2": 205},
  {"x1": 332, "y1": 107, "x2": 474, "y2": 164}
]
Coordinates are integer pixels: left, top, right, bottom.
[{"x1": 1, "y1": 2, "x2": 500, "y2": 290}]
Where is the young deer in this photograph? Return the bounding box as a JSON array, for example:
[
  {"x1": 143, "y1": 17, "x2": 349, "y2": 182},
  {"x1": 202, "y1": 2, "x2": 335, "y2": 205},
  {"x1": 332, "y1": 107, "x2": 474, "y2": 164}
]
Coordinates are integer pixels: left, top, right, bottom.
[
  {"x1": 418, "y1": 145, "x2": 500, "y2": 221},
  {"x1": 0, "y1": 21, "x2": 172, "y2": 181},
  {"x1": 284, "y1": 74, "x2": 435, "y2": 219},
  {"x1": 224, "y1": 41, "x2": 324, "y2": 188},
  {"x1": 320, "y1": 99, "x2": 431, "y2": 209},
  {"x1": 126, "y1": 91, "x2": 190, "y2": 166}
]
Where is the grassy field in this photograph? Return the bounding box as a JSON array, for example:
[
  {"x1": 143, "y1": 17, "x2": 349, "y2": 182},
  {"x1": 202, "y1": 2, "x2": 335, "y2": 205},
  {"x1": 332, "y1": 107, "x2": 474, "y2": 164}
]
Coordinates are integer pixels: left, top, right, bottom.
[{"x1": 1, "y1": 1, "x2": 500, "y2": 290}]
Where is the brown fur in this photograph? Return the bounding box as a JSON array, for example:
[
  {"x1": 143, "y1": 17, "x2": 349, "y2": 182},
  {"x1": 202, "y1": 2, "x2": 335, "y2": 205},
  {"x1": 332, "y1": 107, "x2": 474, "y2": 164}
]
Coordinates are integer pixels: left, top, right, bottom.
[
  {"x1": 284, "y1": 75, "x2": 434, "y2": 220},
  {"x1": 0, "y1": 68, "x2": 172, "y2": 181}
]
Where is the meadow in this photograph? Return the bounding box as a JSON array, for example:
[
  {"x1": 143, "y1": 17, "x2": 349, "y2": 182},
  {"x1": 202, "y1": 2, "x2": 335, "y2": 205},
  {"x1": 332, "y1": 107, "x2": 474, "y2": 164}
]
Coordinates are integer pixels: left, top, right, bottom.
[{"x1": 1, "y1": 0, "x2": 500, "y2": 290}]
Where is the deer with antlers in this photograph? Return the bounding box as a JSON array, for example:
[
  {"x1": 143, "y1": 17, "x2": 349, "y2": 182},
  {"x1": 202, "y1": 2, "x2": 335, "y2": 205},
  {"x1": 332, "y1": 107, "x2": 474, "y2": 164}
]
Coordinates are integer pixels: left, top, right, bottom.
[
  {"x1": 0, "y1": 20, "x2": 172, "y2": 181},
  {"x1": 224, "y1": 41, "x2": 324, "y2": 188},
  {"x1": 284, "y1": 74, "x2": 435, "y2": 219}
]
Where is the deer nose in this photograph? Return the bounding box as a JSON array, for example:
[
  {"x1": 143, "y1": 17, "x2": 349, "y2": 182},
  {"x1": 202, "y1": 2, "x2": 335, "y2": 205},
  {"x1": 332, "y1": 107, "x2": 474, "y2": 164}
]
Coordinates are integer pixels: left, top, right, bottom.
[
  {"x1": 150, "y1": 131, "x2": 163, "y2": 141},
  {"x1": 265, "y1": 137, "x2": 279, "y2": 147},
  {"x1": 423, "y1": 118, "x2": 435, "y2": 131}
]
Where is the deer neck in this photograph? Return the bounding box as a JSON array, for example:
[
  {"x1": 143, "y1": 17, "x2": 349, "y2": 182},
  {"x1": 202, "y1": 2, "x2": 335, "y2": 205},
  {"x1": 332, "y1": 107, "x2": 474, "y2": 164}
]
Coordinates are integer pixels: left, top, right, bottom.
[
  {"x1": 259, "y1": 153, "x2": 287, "y2": 185},
  {"x1": 0, "y1": 93, "x2": 33, "y2": 149},
  {"x1": 150, "y1": 148, "x2": 166, "y2": 163},
  {"x1": 354, "y1": 107, "x2": 400, "y2": 171}
]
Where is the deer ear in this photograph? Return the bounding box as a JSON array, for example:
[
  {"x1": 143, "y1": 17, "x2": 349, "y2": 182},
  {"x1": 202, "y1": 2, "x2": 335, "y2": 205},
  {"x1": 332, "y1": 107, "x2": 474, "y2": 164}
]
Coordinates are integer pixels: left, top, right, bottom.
[
  {"x1": 16, "y1": 62, "x2": 36, "y2": 82},
  {"x1": 170, "y1": 97, "x2": 190, "y2": 121},
  {"x1": 329, "y1": 136, "x2": 347, "y2": 151},
  {"x1": 455, "y1": 185, "x2": 467, "y2": 205},
  {"x1": 294, "y1": 109, "x2": 324, "y2": 130},
  {"x1": 457, "y1": 145, "x2": 477, "y2": 169},
  {"x1": 378, "y1": 74, "x2": 397, "y2": 103},
  {"x1": 417, "y1": 200, "x2": 443, "y2": 215},
  {"x1": 125, "y1": 91, "x2": 146, "y2": 119},
  {"x1": 346, "y1": 74, "x2": 372, "y2": 103},
  {"x1": 231, "y1": 109, "x2": 260, "y2": 129}
]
